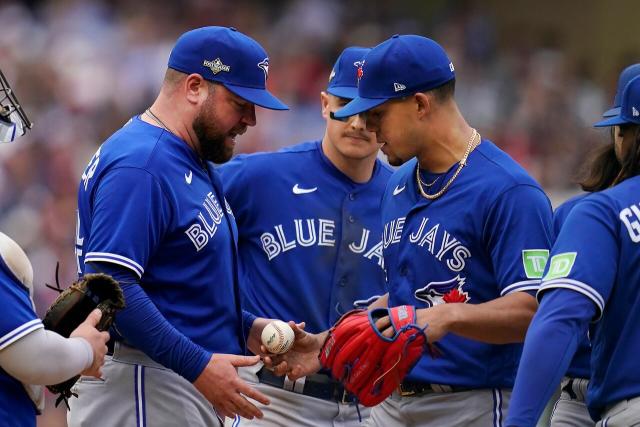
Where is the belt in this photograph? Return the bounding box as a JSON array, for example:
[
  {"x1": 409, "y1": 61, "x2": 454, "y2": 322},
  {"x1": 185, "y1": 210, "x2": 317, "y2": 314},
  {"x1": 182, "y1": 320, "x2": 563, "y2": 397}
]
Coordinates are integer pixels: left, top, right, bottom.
[
  {"x1": 398, "y1": 380, "x2": 473, "y2": 397},
  {"x1": 561, "y1": 377, "x2": 589, "y2": 402},
  {"x1": 106, "y1": 339, "x2": 116, "y2": 356},
  {"x1": 256, "y1": 367, "x2": 355, "y2": 404}
]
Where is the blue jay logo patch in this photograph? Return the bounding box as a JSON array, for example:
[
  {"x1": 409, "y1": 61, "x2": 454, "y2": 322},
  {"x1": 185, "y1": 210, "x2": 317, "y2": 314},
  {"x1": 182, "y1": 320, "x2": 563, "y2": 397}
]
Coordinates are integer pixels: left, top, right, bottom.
[{"x1": 414, "y1": 275, "x2": 469, "y2": 307}]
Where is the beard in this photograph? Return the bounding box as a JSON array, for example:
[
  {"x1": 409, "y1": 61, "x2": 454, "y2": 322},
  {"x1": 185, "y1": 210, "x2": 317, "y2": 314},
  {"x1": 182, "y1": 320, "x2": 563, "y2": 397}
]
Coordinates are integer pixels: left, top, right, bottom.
[{"x1": 192, "y1": 97, "x2": 234, "y2": 164}]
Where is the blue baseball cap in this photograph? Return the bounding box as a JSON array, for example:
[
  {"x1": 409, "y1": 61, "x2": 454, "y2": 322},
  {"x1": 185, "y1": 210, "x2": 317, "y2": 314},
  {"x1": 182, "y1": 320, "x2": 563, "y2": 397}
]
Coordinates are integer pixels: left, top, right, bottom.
[
  {"x1": 601, "y1": 63, "x2": 640, "y2": 118},
  {"x1": 327, "y1": 46, "x2": 370, "y2": 99},
  {"x1": 168, "y1": 26, "x2": 288, "y2": 110},
  {"x1": 334, "y1": 35, "x2": 455, "y2": 118},
  {"x1": 594, "y1": 75, "x2": 640, "y2": 127}
]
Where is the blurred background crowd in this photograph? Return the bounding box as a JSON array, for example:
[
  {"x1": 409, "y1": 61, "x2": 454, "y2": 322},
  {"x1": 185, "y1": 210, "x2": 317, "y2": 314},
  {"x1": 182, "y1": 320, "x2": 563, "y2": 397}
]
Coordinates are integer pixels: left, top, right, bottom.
[{"x1": 0, "y1": 0, "x2": 638, "y2": 425}]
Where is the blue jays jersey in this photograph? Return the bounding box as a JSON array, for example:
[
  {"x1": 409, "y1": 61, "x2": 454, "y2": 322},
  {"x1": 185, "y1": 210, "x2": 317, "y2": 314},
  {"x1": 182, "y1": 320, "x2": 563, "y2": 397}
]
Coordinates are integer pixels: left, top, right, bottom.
[
  {"x1": 0, "y1": 259, "x2": 41, "y2": 426},
  {"x1": 218, "y1": 141, "x2": 392, "y2": 333},
  {"x1": 553, "y1": 194, "x2": 591, "y2": 379},
  {"x1": 76, "y1": 116, "x2": 244, "y2": 355},
  {"x1": 382, "y1": 140, "x2": 553, "y2": 388},
  {"x1": 538, "y1": 176, "x2": 640, "y2": 416}
]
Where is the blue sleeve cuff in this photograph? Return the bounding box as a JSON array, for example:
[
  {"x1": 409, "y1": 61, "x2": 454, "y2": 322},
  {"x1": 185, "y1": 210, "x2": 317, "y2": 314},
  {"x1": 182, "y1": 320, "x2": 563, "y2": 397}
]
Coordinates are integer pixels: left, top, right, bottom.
[{"x1": 242, "y1": 309, "x2": 257, "y2": 342}]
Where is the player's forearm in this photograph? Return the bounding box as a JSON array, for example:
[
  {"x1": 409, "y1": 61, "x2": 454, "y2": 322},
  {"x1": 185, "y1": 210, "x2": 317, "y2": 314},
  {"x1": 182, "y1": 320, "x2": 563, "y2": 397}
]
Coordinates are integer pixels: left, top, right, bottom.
[
  {"x1": 85, "y1": 262, "x2": 211, "y2": 382},
  {"x1": 422, "y1": 292, "x2": 537, "y2": 344},
  {"x1": 0, "y1": 328, "x2": 92, "y2": 385}
]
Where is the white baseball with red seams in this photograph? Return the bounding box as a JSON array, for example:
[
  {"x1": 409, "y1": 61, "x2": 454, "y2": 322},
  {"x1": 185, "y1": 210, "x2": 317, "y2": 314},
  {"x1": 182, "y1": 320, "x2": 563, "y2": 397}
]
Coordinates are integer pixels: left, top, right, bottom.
[{"x1": 261, "y1": 320, "x2": 294, "y2": 354}]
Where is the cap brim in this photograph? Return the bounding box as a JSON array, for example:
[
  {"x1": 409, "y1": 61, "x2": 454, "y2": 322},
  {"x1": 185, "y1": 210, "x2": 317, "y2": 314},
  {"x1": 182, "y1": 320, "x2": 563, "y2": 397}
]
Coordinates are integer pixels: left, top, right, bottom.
[
  {"x1": 327, "y1": 86, "x2": 358, "y2": 100},
  {"x1": 333, "y1": 96, "x2": 388, "y2": 118},
  {"x1": 593, "y1": 115, "x2": 628, "y2": 127},
  {"x1": 602, "y1": 106, "x2": 620, "y2": 118},
  {"x1": 224, "y1": 83, "x2": 289, "y2": 110}
]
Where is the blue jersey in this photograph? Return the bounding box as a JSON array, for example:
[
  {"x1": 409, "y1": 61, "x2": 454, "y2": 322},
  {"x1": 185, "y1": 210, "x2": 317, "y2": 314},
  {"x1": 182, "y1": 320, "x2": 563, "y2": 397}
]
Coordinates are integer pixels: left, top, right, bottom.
[
  {"x1": 382, "y1": 140, "x2": 553, "y2": 388},
  {"x1": 538, "y1": 176, "x2": 640, "y2": 416},
  {"x1": 553, "y1": 194, "x2": 591, "y2": 380},
  {"x1": 219, "y1": 141, "x2": 391, "y2": 333},
  {"x1": 76, "y1": 116, "x2": 244, "y2": 355},
  {"x1": 0, "y1": 258, "x2": 41, "y2": 426}
]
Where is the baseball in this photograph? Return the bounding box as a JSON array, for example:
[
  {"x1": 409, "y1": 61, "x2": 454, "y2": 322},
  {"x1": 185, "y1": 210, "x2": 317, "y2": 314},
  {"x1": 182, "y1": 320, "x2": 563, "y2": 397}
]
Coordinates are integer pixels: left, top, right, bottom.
[{"x1": 261, "y1": 320, "x2": 295, "y2": 354}]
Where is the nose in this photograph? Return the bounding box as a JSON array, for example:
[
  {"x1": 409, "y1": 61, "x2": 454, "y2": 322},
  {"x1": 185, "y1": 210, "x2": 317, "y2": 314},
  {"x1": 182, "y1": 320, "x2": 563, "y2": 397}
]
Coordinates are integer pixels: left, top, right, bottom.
[
  {"x1": 349, "y1": 113, "x2": 366, "y2": 131},
  {"x1": 243, "y1": 104, "x2": 257, "y2": 127}
]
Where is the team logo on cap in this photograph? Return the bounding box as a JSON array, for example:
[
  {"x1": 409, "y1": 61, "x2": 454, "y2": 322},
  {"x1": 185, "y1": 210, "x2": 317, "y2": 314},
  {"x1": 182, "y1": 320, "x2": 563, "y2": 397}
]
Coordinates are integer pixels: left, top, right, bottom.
[
  {"x1": 258, "y1": 58, "x2": 269, "y2": 81},
  {"x1": 633, "y1": 107, "x2": 639, "y2": 117},
  {"x1": 203, "y1": 58, "x2": 230, "y2": 75},
  {"x1": 356, "y1": 60, "x2": 365, "y2": 82},
  {"x1": 449, "y1": 62, "x2": 455, "y2": 72},
  {"x1": 328, "y1": 68, "x2": 336, "y2": 82}
]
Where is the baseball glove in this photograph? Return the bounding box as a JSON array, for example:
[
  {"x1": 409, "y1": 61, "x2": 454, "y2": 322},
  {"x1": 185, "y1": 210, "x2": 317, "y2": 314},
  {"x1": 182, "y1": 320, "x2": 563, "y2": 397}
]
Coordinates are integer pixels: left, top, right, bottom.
[
  {"x1": 43, "y1": 272, "x2": 125, "y2": 408},
  {"x1": 319, "y1": 305, "x2": 439, "y2": 407}
]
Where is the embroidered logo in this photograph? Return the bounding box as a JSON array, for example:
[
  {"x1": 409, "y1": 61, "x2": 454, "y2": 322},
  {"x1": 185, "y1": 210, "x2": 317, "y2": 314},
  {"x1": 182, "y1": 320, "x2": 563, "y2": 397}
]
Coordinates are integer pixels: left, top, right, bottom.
[
  {"x1": 394, "y1": 82, "x2": 406, "y2": 92},
  {"x1": 258, "y1": 58, "x2": 269, "y2": 80},
  {"x1": 203, "y1": 58, "x2": 230, "y2": 74}
]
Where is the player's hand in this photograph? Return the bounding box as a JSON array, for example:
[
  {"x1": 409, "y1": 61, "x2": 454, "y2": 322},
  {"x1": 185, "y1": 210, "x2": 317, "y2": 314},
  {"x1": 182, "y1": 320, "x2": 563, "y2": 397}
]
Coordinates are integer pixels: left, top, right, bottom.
[
  {"x1": 262, "y1": 321, "x2": 325, "y2": 381},
  {"x1": 70, "y1": 309, "x2": 110, "y2": 378},
  {"x1": 375, "y1": 304, "x2": 454, "y2": 343},
  {"x1": 193, "y1": 353, "x2": 269, "y2": 420}
]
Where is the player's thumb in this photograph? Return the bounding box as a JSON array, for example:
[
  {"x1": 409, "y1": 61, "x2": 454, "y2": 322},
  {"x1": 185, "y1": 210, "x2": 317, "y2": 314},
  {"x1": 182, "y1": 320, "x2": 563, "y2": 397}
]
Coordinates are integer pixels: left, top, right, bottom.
[
  {"x1": 230, "y1": 354, "x2": 261, "y2": 367},
  {"x1": 84, "y1": 308, "x2": 103, "y2": 327}
]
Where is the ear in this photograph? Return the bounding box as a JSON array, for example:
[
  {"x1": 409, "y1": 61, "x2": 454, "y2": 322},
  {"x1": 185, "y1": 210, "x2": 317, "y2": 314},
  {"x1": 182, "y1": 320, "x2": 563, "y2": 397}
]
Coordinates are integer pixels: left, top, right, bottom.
[
  {"x1": 320, "y1": 91, "x2": 330, "y2": 120},
  {"x1": 414, "y1": 92, "x2": 431, "y2": 119},
  {"x1": 184, "y1": 73, "x2": 209, "y2": 105}
]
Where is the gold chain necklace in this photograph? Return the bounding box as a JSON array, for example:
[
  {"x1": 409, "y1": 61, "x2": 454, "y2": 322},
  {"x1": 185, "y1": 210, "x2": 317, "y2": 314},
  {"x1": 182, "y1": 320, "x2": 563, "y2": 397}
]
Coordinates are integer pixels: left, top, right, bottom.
[
  {"x1": 418, "y1": 174, "x2": 441, "y2": 188},
  {"x1": 416, "y1": 129, "x2": 480, "y2": 200}
]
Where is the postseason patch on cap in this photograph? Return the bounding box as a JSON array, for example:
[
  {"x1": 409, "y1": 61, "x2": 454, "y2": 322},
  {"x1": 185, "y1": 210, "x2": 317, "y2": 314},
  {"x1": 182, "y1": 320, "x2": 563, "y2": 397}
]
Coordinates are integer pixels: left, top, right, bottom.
[{"x1": 203, "y1": 58, "x2": 231, "y2": 75}]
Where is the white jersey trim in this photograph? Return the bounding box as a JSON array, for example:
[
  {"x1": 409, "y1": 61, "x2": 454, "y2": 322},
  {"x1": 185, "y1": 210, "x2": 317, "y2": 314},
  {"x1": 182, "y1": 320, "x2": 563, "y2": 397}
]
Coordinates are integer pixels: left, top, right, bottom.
[
  {"x1": 0, "y1": 319, "x2": 43, "y2": 350},
  {"x1": 85, "y1": 252, "x2": 144, "y2": 279},
  {"x1": 501, "y1": 279, "x2": 540, "y2": 296},
  {"x1": 538, "y1": 278, "x2": 605, "y2": 320}
]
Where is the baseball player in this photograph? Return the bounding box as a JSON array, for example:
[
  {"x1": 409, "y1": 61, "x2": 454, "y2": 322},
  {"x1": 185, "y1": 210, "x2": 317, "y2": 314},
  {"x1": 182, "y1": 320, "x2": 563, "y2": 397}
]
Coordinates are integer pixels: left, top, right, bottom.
[
  {"x1": 545, "y1": 63, "x2": 640, "y2": 427},
  {"x1": 68, "y1": 27, "x2": 290, "y2": 427},
  {"x1": 0, "y1": 69, "x2": 109, "y2": 427},
  {"x1": 506, "y1": 74, "x2": 640, "y2": 427},
  {"x1": 218, "y1": 46, "x2": 392, "y2": 426},
  {"x1": 270, "y1": 34, "x2": 554, "y2": 427}
]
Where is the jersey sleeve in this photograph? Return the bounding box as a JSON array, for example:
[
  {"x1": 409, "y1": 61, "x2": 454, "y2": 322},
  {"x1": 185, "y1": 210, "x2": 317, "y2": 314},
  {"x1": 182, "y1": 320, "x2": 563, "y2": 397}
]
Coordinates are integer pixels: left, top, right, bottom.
[
  {"x1": 538, "y1": 196, "x2": 619, "y2": 320},
  {"x1": 84, "y1": 167, "x2": 171, "y2": 279},
  {"x1": 218, "y1": 155, "x2": 251, "y2": 226},
  {"x1": 0, "y1": 269, "x2": 42, "y2": 351},
  {"x1": 484, "y1": 185, "x2": 554, "y2": 296}
]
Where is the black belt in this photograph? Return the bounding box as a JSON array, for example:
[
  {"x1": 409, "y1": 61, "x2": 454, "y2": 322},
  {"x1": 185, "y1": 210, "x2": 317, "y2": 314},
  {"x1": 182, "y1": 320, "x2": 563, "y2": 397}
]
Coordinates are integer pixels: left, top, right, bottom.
[
  {"x1": 256, "y1": 367, "x2": 355, "y2": 404},
  {"x1": 106, "y1": 339, "x2": 116, "y2": 356},
  {"x1": 399, "y1": 380, "x2": 473, "y2": 397}
]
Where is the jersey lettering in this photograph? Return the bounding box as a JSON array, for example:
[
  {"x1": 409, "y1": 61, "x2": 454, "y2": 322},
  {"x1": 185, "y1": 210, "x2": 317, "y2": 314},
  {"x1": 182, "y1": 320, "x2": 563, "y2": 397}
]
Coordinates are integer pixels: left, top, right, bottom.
[
  {"x1": 81, "y1": 146, "x2": 101, "y2": 191},
  {"x1": 259, "y1": 219, "x2": 381, "y2": 266},
  {"x1": 185, "y1": 192, "x2": 225, "y2": 251},
  {"x1": 620, "y1": 203, "x2": 640, "y2": 243},
  {"x1": 386, "y1": 216, "x2": 471, "y2": 272}
]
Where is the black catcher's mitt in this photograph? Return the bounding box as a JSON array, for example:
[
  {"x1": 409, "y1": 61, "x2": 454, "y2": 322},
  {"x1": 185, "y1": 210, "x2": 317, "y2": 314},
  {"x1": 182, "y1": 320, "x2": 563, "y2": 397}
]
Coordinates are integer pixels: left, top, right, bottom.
[{"x1": 43, "y1": 273, "x2": 125, "y2": 408}]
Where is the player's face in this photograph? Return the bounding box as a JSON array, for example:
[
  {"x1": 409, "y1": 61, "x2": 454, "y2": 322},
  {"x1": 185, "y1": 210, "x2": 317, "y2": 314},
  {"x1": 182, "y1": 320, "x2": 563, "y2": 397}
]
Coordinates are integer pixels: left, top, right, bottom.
[
  {"x1": 193, "y1": 84, "x2": 256, "y2": 163},
  {"x1": 322, "y1": 93, "x2": 380, "y2": 160},
  {"x1": 364, "y1": 98, "x2": 419, "y2": 166}
]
